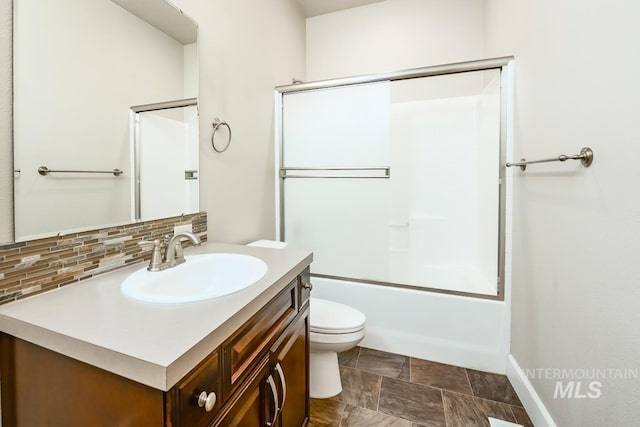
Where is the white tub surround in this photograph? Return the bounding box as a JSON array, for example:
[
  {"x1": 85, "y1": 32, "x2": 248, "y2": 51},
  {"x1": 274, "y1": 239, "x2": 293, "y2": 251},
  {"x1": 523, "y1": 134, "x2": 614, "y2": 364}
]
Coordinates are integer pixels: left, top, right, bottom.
[
  {"x1": 312, "y1": 276, "x2": 510, "y2": 374},
  {"x1": 0, "y1": 243, "x2": 312, "y2": 391}
]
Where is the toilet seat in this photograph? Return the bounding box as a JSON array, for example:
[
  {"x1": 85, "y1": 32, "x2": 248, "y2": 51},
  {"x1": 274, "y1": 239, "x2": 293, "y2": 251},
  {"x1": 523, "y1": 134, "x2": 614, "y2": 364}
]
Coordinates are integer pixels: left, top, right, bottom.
[
  {"x1": 310, "y1": 298, "x2": 366, "y2": 334},
  {"x1": 310, "y1": 329, "x2": 365, "y2": 345}
]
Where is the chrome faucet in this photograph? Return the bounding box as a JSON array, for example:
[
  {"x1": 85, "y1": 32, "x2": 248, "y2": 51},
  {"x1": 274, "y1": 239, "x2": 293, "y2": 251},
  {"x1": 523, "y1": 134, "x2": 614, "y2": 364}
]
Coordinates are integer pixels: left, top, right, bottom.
[
  {"x1": 138, "y1": 231, "x2": 201, "y2": 272},
  {"x1": 165, "y1": 231, "x2": 201, "y2": 266}
]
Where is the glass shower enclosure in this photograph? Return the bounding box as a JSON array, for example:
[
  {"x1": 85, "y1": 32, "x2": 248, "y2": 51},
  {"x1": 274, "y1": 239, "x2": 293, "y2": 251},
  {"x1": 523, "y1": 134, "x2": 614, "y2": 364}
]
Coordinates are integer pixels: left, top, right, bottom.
[
  {"x1": 276, "y1": 58, "x2": 512, "y2": 298},
  {"x1": 131, "y1": 99, "x2": 199, "y2": 222}
]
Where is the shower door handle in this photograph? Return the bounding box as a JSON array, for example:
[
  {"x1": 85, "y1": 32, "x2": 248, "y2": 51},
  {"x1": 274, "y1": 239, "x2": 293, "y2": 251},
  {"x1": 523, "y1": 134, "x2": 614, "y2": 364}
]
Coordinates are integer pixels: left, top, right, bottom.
[{"x1": 280, "y1": 166, "x2": 390, "y2": 179}]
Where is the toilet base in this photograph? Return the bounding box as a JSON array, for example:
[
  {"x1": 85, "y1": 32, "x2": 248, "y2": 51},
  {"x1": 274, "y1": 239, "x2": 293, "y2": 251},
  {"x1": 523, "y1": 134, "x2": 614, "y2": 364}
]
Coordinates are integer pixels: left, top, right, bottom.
[{"x1": 310, "y1": 351, "x2": 342, "y2": 398}]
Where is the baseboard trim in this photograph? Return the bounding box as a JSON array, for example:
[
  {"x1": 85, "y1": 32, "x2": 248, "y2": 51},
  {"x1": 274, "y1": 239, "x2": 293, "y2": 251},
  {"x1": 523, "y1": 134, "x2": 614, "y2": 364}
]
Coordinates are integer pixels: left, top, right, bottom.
[{"x1": 506, "y1": 354, "x2": 557, "y2": 427}]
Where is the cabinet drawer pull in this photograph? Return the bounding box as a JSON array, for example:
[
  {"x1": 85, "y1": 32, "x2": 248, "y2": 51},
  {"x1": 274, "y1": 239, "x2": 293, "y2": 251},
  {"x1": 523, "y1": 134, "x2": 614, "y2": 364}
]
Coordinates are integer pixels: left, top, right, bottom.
[
  {"x1": 197, "y1": 391, "x2": 216, "y2": 412},
  {"x1": 266, "y1": 375, "x2": 279, "y2": 426},
  {"x1": 275, "y1": 363, "x2": 287, "y2": 409}
]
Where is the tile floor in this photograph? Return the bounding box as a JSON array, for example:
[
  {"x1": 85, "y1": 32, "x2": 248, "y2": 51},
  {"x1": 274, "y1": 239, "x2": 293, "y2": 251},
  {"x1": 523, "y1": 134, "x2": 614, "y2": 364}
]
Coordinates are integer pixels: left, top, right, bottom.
[{"x1": 309, "y1": 347, "x2": 534, "y2": 427}]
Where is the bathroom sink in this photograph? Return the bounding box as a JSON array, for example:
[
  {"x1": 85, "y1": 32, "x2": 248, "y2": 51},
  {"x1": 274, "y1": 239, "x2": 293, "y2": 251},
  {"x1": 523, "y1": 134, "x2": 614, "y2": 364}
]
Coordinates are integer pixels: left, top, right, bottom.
[{"x1": 121, "y1": 253, "x2": 268, "y2": 304}]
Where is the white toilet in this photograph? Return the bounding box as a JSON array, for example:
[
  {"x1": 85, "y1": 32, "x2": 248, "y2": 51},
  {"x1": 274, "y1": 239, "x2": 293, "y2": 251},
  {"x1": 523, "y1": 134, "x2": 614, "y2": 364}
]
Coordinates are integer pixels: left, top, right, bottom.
[
  {"x1": 309, "y1": 297, "x2": 366, "y2": 398},
  {"x1": 246, "y1": 240, "x2": 366, "y2": 399}
]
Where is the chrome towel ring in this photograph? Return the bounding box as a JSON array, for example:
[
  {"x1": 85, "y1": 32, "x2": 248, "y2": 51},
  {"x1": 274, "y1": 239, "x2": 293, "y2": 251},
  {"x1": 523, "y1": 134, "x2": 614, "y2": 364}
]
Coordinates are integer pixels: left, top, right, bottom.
[{"x1": 211, "y1": 118, "x2": 231, "y2": 153}]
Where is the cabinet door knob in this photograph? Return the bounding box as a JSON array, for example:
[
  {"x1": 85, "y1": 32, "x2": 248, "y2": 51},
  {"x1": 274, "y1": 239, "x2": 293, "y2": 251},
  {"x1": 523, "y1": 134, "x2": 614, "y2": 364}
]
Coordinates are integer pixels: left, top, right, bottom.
[
  {"x1": 302, "y1": 281, "x2": 313, "y2": 291},
  {"x1": 198, "y1": 391, "x2": 216, "y2": 412}
]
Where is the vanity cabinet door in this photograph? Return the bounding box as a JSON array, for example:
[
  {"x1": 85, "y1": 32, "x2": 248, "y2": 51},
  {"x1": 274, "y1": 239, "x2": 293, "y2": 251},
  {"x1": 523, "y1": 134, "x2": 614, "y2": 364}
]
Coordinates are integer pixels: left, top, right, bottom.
[
  {"x1": 211, "y1": 306, "x2": 309, "y2": 427},
  {"x1": 270, "y1": 307, "x2": 310, "y2": 427},
  {"x1": 210, "y1": 355, "x2": 270, "y2": 427},
  {"x1": 221, "y1": 279, "x2": 297, "y2": 399}
]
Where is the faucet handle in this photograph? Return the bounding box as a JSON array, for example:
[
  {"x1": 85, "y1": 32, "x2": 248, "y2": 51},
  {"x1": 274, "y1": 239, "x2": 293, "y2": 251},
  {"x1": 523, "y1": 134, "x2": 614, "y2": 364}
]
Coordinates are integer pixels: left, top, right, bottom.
[
  {"x1": 138, "y1": 239, "x2": 158, "y2": 250},
  {"x1": 138, "y1": 239, "x2": 164, "y2": 271}
]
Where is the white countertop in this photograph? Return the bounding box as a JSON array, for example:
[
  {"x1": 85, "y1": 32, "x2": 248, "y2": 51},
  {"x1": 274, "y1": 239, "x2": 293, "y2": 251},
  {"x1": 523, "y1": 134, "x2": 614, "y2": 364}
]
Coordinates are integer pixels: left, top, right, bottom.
[{"x1": 0, "y1": 243, "x2": 312, "y2": 391}]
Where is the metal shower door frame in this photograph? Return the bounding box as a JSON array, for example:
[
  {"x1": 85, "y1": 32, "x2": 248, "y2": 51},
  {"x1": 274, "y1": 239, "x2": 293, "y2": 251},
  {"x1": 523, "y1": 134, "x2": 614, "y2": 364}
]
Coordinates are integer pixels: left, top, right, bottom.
[
  {"x1": 130, "y1": 97, "x2": 198, "y2": 221},
  {"x1": 274, "y1": 57, "x2": 514, "y2": 301}
]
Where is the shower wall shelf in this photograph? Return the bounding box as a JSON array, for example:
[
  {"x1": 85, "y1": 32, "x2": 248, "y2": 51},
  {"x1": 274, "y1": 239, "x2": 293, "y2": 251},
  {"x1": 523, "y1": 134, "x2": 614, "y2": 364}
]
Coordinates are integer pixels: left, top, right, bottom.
[{"x1": 506, "y1": 147, "x2": 594, "y2": 171}]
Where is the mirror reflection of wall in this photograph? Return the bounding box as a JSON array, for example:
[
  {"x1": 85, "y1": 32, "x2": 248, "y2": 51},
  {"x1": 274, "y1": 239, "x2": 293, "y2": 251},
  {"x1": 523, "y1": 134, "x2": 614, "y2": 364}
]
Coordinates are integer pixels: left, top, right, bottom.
[
  {"x1": 12, "y1": 0, "x2": 198, "y2": 241},
  {"x1": 0, "y1": 0, "x2": 12, "y2": 244}
]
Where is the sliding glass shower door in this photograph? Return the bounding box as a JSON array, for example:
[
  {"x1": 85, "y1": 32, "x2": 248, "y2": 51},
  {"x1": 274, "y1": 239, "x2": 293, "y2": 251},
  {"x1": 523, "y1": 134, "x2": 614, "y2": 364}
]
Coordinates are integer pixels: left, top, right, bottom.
[
  {"x1": 279, "y1": 65, "x2": 505, "y2": 297},
  {"x1": 282, "y1": 82, "x2": 391, "y2": 280},
  {"x1": 134, "y1": 103, "x2": 199, "y2": 221}
]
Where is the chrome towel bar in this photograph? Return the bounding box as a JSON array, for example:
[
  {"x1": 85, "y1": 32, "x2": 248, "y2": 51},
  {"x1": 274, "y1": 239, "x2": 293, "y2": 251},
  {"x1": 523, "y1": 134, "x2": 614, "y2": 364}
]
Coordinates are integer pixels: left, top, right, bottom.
[
  {"x1": 280, "y1": 167, "x2": 390, "y2": 179},
  {"x1": 38, "y1": 166, "x2": 124, "y2": 176},
  {"x1": 506, "y1": 147, "x2": 593, "y2": 171}
]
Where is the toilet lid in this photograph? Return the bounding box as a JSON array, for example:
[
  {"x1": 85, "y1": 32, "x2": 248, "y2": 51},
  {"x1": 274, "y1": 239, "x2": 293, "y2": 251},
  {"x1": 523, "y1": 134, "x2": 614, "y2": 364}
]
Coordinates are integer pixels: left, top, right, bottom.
[{"x1": 310, "y1": 298, "x2": 366, "y2": 334}]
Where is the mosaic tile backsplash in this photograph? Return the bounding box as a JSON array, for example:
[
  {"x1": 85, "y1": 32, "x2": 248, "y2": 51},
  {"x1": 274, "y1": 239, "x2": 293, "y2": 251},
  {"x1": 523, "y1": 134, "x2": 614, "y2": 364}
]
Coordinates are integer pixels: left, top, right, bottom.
[{"x1": 0, "y1": 212, "x2": 207, "y2": 305}]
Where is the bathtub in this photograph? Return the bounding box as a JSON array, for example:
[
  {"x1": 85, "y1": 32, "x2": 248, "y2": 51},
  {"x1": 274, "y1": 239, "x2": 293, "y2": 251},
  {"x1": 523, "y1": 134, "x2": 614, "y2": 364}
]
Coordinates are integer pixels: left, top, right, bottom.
[{"x1": 311, "y1": 276, "x2": 510, "y2": 374}]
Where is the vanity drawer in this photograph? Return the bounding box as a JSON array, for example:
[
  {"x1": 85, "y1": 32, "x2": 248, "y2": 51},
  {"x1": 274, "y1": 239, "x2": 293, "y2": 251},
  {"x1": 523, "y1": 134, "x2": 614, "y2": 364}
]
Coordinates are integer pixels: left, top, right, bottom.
[
  {"x1": 298, "y1": 267, "x2": 311, "y2": 309},
  {"x1": 172, "y1": 348, "x2": 222, "y2": 427},
  {"x1": 221, "y1": 278, "x2": 297, "y2": 399}
]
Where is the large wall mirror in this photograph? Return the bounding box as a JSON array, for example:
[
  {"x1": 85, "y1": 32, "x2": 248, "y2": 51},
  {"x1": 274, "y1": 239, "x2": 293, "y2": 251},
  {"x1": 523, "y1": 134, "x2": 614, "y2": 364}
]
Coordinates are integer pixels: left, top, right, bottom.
[{"x1": 10, "y1": 0, "x2": 199, "y2": 242}]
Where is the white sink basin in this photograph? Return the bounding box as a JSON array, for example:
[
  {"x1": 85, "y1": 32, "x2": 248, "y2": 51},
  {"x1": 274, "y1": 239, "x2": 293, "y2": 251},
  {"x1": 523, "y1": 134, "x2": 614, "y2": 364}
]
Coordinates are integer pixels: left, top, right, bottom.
[{"x1": 121, "y1": 253, "x2": 268, "y2": 304}]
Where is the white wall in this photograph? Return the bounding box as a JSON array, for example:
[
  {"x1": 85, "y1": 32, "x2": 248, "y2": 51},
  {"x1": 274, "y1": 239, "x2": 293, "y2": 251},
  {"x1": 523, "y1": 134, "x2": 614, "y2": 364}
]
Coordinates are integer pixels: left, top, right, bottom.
[
  {"x1": 483, "y1": 0, "x2": 515, "y2": 59},
  {"x1": 485, "y1": 0, "x2": 640, "y2": 425},
  {"x1": 12, "y1": 0, "x2": 186, "y2": 240},
  {"x1": 0, "y1": 0, "x2": 12, "y2": 243},
  {"x1": 306, "y1": 0, "x2": 485, "y2": 81},
  {"x1": 170, "y1": 0, "x2": 306, "y2": 244},
  {"x1": 183, "y1": 42, "x2": 198, "y2": 98}
]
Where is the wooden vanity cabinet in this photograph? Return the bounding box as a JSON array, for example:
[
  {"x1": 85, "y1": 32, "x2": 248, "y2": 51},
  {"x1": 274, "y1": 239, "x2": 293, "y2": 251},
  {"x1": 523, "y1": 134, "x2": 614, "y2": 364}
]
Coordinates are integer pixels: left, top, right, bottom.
[
  {"x1": 209, "y1": 274, "x2": 310, "y2": 427},
  {"x1": 298, "y1": 268, "x2": 311, "y2": 309},
  {"x1": 269, "y1": 307, "x2": 310, "y2": 427},
  {"x1": 210, "y1": 355, "x2": 271, "y2": 426},
  {"x1": 0, "y1": 269, "x2": 310, "y2": 427},
  {"x1": 210, "y1": 305, "x2": 309, "y2": 427},
  {"x1": 220, "y1": 275, "x2": 298, "y2": 400},
  {"x1": 167, "y1": 348, "x2": 223, "y2": 427},
  {"x1": 0, "y1": 334, "x2": 166, "y2": 427}
]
